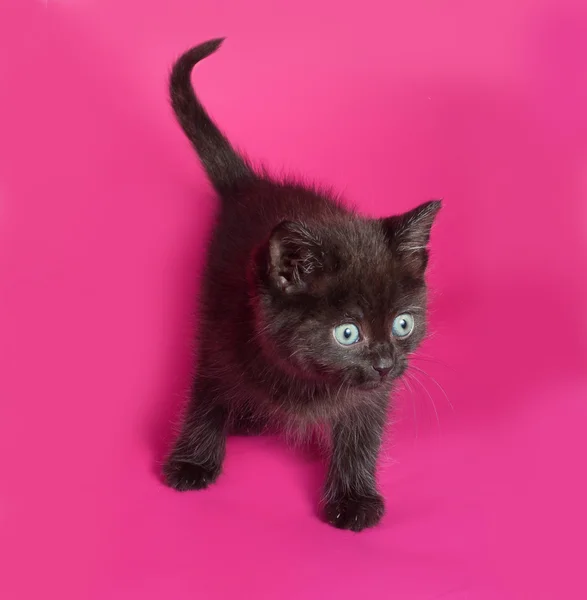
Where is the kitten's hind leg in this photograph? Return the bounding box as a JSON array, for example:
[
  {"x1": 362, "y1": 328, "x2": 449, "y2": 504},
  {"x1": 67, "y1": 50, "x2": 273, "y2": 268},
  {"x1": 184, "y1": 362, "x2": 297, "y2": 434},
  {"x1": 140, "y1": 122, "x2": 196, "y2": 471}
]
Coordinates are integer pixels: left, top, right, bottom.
[{"x1": 163, "y1": 376, "x2": 228, "y2": 492}]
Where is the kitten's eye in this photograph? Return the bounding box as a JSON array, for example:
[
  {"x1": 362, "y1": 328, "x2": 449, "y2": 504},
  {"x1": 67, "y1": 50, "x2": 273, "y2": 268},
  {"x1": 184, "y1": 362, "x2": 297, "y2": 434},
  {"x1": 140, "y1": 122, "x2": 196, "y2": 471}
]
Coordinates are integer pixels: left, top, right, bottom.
[
  {"x1": 392, "y1": 313, "x2": 415, "y2": 338},
  {"x1": 333, "y1": 323, "x2": 361, "y2": 346}
]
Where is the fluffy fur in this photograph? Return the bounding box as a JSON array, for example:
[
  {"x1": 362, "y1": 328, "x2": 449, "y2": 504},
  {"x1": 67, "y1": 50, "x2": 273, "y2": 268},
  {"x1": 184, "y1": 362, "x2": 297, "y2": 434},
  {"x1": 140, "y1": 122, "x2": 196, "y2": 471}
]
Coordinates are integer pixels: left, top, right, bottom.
[{"x1": 163, "y1": 39, "x2": 441, "y2": 532}]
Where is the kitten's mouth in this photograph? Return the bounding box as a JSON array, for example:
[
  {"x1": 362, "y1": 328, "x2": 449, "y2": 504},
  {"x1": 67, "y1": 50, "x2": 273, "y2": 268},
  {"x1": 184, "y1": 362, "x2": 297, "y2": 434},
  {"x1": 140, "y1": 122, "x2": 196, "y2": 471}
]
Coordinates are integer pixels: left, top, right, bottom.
[
  {"x1": 333, "y1": 368, "x2": 391, "y2": 390},
  {"x1": 343, "y1": 374, "x2": 388, "y2": 390}
]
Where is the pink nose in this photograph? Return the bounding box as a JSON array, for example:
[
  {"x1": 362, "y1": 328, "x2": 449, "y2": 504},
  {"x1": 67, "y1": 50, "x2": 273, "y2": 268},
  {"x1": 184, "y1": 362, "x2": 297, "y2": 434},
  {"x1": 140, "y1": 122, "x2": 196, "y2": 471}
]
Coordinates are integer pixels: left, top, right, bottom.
[{"x1": 372, "y1": 362, "x2": 392, "y2": 378}]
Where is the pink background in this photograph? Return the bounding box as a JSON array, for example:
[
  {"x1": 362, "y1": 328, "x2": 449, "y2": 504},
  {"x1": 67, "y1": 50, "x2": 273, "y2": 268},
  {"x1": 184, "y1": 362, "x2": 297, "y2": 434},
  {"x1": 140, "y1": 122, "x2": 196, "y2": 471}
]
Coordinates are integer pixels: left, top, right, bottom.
[{"x1": 1, "y1": 1, "x2": 586, "y2": 598}]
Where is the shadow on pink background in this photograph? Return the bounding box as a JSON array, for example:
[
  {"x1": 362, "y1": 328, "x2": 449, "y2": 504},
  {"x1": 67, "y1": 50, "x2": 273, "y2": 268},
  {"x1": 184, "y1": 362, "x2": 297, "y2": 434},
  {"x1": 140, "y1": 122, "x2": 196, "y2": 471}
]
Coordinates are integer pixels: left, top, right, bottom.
[{"x1": 1, "y1": 1, "x2": 586, "y2": 598}]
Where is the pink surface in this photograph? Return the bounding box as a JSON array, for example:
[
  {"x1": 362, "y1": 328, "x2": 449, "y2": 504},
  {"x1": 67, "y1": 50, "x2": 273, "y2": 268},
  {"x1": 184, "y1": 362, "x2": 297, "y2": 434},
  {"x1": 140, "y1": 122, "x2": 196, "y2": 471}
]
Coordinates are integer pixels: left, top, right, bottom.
[{"x1": 1, "y1": 1, "x2": 586, "y2": 598}]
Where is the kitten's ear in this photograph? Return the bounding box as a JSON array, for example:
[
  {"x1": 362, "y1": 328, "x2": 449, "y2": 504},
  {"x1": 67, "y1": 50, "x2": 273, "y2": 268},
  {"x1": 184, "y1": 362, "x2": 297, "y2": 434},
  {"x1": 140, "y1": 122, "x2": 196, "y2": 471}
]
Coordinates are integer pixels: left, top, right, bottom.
[
  {"x1": 265, "y1": 221, "x2": 328, "y2": 294},
  {"x1": 382, "y1": 200, "x2": 441, "y2": 275}
]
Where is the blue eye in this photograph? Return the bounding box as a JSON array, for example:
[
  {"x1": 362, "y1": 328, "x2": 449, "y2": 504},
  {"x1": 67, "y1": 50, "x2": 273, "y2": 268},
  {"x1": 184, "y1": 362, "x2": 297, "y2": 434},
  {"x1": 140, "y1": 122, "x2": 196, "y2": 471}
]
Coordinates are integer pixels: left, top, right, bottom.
[
  {"x1": 333, "y1": 323, "x2": 361, "y2": 346},
  {"x1": 392, "y1": 313, "x2": 415, "y2": 338}
]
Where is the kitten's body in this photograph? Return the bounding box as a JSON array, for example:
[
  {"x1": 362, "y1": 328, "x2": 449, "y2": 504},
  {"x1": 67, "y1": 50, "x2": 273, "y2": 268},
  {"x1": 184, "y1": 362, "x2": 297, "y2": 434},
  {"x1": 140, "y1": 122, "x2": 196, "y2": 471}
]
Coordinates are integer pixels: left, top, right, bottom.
[{"x1": 163, "y1": 39, "x2": 441, "y2": 531}]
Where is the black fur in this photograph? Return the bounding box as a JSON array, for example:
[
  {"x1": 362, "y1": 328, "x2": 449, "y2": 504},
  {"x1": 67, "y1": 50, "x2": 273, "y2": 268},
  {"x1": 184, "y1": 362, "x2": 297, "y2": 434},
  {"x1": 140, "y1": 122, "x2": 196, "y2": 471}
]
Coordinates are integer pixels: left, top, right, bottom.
[{"x1": 163, "y1": 39, "x2": 441, "y2": 532}]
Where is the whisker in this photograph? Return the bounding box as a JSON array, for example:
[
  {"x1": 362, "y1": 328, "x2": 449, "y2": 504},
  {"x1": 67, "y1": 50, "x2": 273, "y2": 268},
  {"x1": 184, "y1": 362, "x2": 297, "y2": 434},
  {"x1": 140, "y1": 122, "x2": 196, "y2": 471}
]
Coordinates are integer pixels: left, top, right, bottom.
[
  {"x1": 406, "y1": 370, "x2": 440, "y2": 429},
  {"x1": 400, "y1": 375, "x2": 419, "y2": 439},
  {"x1": 410, "y1": 365, "x2": 455, "y2": 413},
  {"x1": 411, "y1": 354, "x2": 456, "y2": 372}
]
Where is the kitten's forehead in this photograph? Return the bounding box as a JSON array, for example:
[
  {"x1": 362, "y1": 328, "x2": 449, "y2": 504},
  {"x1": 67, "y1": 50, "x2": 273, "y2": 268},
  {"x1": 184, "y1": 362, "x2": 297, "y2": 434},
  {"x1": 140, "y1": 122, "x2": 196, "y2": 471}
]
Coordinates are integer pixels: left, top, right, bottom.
[{"x1": 325, "y1": 219, "x2": 425, "y2": 313}]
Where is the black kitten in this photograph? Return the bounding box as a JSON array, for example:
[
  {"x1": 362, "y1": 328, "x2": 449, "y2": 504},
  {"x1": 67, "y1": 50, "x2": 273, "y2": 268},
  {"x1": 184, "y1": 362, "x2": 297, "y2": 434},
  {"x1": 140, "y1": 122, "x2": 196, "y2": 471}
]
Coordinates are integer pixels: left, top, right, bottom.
[{"x1": 163, "y1": 39, "x2": 441, "y2": 532}]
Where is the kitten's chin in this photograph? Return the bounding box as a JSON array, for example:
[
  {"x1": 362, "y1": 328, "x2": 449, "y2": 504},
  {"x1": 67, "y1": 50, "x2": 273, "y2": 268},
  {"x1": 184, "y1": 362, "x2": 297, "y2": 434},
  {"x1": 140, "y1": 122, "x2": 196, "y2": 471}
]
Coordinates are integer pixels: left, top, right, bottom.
[{"x1": 356, "y1": 380, "x2": 386, "y2": 391}]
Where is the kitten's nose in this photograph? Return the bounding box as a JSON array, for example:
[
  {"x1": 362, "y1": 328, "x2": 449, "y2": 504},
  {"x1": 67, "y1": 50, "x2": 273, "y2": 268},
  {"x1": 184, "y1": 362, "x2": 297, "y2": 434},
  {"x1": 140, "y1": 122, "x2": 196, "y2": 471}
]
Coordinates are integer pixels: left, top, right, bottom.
[{"x1": 372, "y1": 361, "x2": 393, "y2": 378}]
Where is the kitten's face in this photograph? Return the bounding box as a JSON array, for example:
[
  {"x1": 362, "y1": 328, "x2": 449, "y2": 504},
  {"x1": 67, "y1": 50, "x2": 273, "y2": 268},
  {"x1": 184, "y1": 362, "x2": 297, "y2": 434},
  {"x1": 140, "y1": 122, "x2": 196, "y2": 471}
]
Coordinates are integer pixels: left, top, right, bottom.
[
  {"x1": 257, "y1": 282, "x2": 428, "y2": 389},
  {"x1": 253, "y1": 202, "x2": 440, "y2": 389}
]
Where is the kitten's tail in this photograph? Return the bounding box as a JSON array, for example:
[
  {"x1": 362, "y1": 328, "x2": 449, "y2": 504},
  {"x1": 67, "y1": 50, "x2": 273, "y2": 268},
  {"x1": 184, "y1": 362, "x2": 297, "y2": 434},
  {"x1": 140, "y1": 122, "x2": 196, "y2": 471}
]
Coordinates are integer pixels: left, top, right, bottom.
[{"x1": 170, "y1": 39, "x2": 256, "y2": 193}]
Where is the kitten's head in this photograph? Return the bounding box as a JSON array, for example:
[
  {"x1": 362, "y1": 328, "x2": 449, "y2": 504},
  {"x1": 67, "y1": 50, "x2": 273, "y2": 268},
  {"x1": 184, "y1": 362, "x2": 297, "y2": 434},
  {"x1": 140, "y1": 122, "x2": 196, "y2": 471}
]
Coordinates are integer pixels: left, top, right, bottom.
[{"x1": 253, "y1": 201, "x2": 441, "y2": 390}]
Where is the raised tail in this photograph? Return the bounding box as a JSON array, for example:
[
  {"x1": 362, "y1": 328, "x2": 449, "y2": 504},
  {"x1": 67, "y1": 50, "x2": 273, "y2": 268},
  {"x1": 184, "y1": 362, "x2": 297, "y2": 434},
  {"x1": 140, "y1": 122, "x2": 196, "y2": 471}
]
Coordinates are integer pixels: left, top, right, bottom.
[{"x1": 170, "y1": 39, "x2": 256, "y2": 193}]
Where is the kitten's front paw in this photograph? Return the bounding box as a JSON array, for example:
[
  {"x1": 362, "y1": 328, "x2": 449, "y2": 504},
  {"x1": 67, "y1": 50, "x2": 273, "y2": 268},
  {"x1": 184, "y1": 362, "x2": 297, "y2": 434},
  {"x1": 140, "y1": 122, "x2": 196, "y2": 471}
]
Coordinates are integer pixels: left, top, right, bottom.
[
  {"x1": 163, "y1": 458, "x2": 220, "y2": 491},
  {"x1": 324, "y1": 493, "x2": 385, "y2": 532}
]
